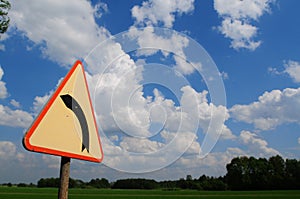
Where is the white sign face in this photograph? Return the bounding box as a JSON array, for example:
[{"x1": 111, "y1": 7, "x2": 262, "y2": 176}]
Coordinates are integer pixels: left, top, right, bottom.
[{"x1": 23, "y1": 61, "x2": 103, "y2": 163}]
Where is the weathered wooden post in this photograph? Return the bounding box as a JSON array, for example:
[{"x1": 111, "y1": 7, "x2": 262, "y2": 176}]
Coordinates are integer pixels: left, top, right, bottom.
[{"x1": 58, "y1": 157, "x2": 71, "y2": 199}]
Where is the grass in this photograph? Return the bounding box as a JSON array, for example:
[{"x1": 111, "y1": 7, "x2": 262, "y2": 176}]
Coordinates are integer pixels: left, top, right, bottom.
[{"x1": 0, "y1": 187, "x2": 300, "y2": 199}]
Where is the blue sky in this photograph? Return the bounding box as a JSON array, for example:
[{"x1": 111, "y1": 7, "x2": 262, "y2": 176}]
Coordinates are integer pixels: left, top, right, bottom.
[{"x1": 0, "y1": 0, "x2": 300, "y2": 183}]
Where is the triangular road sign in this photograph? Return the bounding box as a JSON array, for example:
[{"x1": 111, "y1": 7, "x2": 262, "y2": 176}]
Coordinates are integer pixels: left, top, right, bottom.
[{"x1": 23, "y1": 60, "x2": 103, "y2": 163}]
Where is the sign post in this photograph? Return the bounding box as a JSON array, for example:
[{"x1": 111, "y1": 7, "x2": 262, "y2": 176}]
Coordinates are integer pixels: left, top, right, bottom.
[
  {"x1": 58, "y1": 157, "x2": 71, "y2": 199},
  {"x1": 23, "y1": 60, "x2": 103, "y2": 199}
]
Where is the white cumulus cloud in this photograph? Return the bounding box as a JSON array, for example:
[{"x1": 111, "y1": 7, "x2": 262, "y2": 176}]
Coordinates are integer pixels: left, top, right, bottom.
[
  {"x1": 32, "y1": 91, "x2": 53, "y2": 116},
  {"x1": 0, "y1": 104, "x2": 33, "y2": 128},
  {"x1": 239, "y1": 130, "x2": 279, "y2": 157},
  {"x1": 218, "y1": 18, "x2": 261, "y2": 51},
  {"x1": 10, "y1": 99, "x2": 20, "y2": 108},
  {"x1": 214, "y1": 0, "x2": 272, "y2": 20},
  {"x1": 269, "y1": 60, "x2": 300, "y2": 83},
  {"x1": 127, "y1": 26, "x2": 199, "y2": 75},
  {"x1": 174, "y1": 130, "x2": 279, "y2": 178},
  {"x1": 0, "y1": 141, "x2": 17, "y2": 158},
  {"x1": 0, "y1": 65, "x2": 33, "y2": 128},
  {"x1": 9, "y1": 0, "x2": 110, "y2": 66},
  {"x1": 231, "y1": 87, "x2": 300, "y2": 131},
  {"x1": 132, "y1": 0, "x2": 194, "y2": 28},
  {"x1": 284, "y1": 60, "x2": 300, "y2": 83},
  {"x1": 214, "y1": 0, "x2": 274, "y2": 50},
  {"x1": 0, "y1": 66, "x2": 8, "y2": 99},
  {"x1": 0, "y1": 33, "x2": 9, "y2": 51}
]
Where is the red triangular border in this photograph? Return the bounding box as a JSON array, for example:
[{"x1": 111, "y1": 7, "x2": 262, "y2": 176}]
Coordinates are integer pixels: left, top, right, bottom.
[{"x1": 23, "y1": 60, "x2": 103, "y2": 163}]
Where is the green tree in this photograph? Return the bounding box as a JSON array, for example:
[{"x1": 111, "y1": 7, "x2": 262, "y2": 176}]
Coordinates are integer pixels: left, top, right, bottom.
[
  {"x1": 186, "y1": 175, "x2": 192, "y2": 181},
  {"x1": 159, "y1": 180, "x2": 177, "y2": 190},
  {"x1": 112, "y1": 178, "x2": 158, "y2": 189},
  {"x1": 69, "y1": 178, "x2": 86, "y2": 188},
  {"x1": 251, "y1": 157, "x2": 269, "y2": 190},
  {"x1": 226, "y1": 157, "x2": 246, "y2": 190},
  {"x1": 0, "y1": 0, "x2": 10, "y2": 34},
  {"x1": 88, "y1": 178, "x2": 110, "y2": 188},
  {"x1": 268, "y1": 155, "x2": 285, "y2": 189},
  {"x1": 198, "y1": 175, "x2": 227, "y2": 191},
  {"x1": 37, "y1": 178, "x2": 60, "y2": 188},
  {"x1": 225, "y1": 155, "x2": 300, "y2": 190}
]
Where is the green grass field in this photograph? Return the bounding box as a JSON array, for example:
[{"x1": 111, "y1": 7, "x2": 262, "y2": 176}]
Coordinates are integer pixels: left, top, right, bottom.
[{"x1": 1, "y1": 187, "x2": 300, "y2": 199}]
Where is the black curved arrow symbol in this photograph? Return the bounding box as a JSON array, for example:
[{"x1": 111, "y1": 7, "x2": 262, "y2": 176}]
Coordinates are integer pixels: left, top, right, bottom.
[{"x1": 60, "y1": 94, "x2": 89, "y2": 153}]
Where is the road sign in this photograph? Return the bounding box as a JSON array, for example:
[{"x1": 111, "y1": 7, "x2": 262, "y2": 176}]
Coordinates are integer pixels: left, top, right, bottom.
[{"x1": 23, "y1": 60, "x2": 103, "y2": 163}]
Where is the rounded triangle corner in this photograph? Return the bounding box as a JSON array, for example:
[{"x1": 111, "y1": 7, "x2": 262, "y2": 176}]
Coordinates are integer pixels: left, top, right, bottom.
[{"x1": 22, "y1": 134, "x2": 34, "y2": 151}]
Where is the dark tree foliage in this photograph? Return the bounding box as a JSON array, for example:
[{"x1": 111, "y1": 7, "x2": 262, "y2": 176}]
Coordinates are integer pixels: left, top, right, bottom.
[
  {"x1": 69, "y1": 178, "x2": 86, "y2": 188},
  {"x1": 197, "y1": 175, "x2": 227, "y2": 191},
  {"x1": 37, "y1": 178, "x2": 60, "y2": 188},
  {"x1": 285, "y1": 159, "x2": 300, "y2": 189},
  {"x1": 88, "y1": 178, "x2": 110, "y2": 188},
  {"x1": 159, "y1": 180, "x2": 178, "y2": 190},
  {"x1": 112, "y1": 178, "x2": 159, "y2": 189},
  {"x1": 36, "y1": 177, "x2": 110, "y2": 189},
  {"x1": 0, "y1": 0, "x2": 10, "y2": 34},
  {"x1": 225, "y1": 155, "x2": 300, "y2": 190},
  {"x1": 159, "y1": 175, "x2": 226, "y2": 191}
]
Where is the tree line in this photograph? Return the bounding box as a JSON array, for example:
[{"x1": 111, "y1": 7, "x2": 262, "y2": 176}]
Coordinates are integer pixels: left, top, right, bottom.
[
  {"x1": 36, "y1": 178, "x2": 110, "y2": 189},
  {"x1": 35, "y1": 176, "x2": 228, "y2": 190},
  {"x1": 2, "y1": 155, "x2": 299, "y2": 190},
  {"x1": 110, "y1": 155, "x2": 300, "y2": 191},
  {"x1": 226, "y1": 155, "x2": 300, "y2": 190}
]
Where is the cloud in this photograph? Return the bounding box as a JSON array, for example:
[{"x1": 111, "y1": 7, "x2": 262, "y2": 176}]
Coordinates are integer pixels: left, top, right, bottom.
[
  {"x1": 120, "y1": 137, "x2": 164, "y2": 153},
  {"x1": 127, "y1": 26, "x2": 189, "y2": 57},
  {"x1": 180, "y1": 86, "x2": 235, "y2": 140},
  {"x1": 268, "y1": 66, "x2": 282, "y2": 75},
  {"x1": 97, "y1": 84, "x2": 231, "y2": 172},
  {"x1": 214, "y1": 0, "x2": 274, "y2": 50},
  {"x1": 93, "y1": 2, "x2": 109, "y2": 19},
  {"x1": 220, "y1": 71, "x2": 229, "y2": 80},
  {"x1": 231, "y1": 87, "x2": 300, "y2": 130},
  {"x1": 204, "y1": 131, "x2": 279, "y2": 165},
  {"x1": 9, "y1": 0, "x2": 110, "y2": 66},
  {"x1": 10, "y1": 99, "x2": 20, "y2": 108},
  {"x1": 239, "y1": 130, "x2": 279, "y2": 157},
  {"x1": 86, "y1": 55, "x2": 151, "y2": 138},
  {"x1": 131, "y1": 0, "x2": 194, "y2": 28},
  {"x1": 269, "y1": 60, "x2": 300, "y2": 83},
  {"x1": 32, "y1": 91, "x2": 53, "y2": 116},
  {"x1": 172, "y1": 130, "x2": 279, "y2": 178},
  {"x1": 0, "y1": 33, "x2": 9, "y2": 51},
  {"x1": 0, "y1": 104, "x2": 33, "y2": 128},
  {"x1": 298, "y1": 137, "x2": 300, "y2": 145},
  {"x1": 0, "y1": 66, "x2": 8, "y2": 99},
  {"x1": 86, "y1": 57, "x2": 230, "y2": 171},
  {"x1": 173, "y1": 55, "x2": 198, "y2": 75},
  {"x1": 217, "y1": 18, "x2": 261, "y2": 50},
  {"x1": 83, "y1": 24, "x2": 229, "y2": 171},
  {"x1": 0, "y1": 65, "x2": 33, "y2": 128},
  {"x1": 214, "y1": 0, "x2": 272, "y2": 20},
  {"x1": 283, "y1": 60, "x2": 300, "y2": 83},
  {"x1": 0, "y1": 141, "x2": 64, "y2": 183},
  {"x1": 0, "y1": 141, "x2": 17, "y2": 158},
  {"x1": 166, "y1": 147, "x2": 245, "y2": 178},
  {"x1": 127, "y1": 26, "x2": 200, "y2": 75}
]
